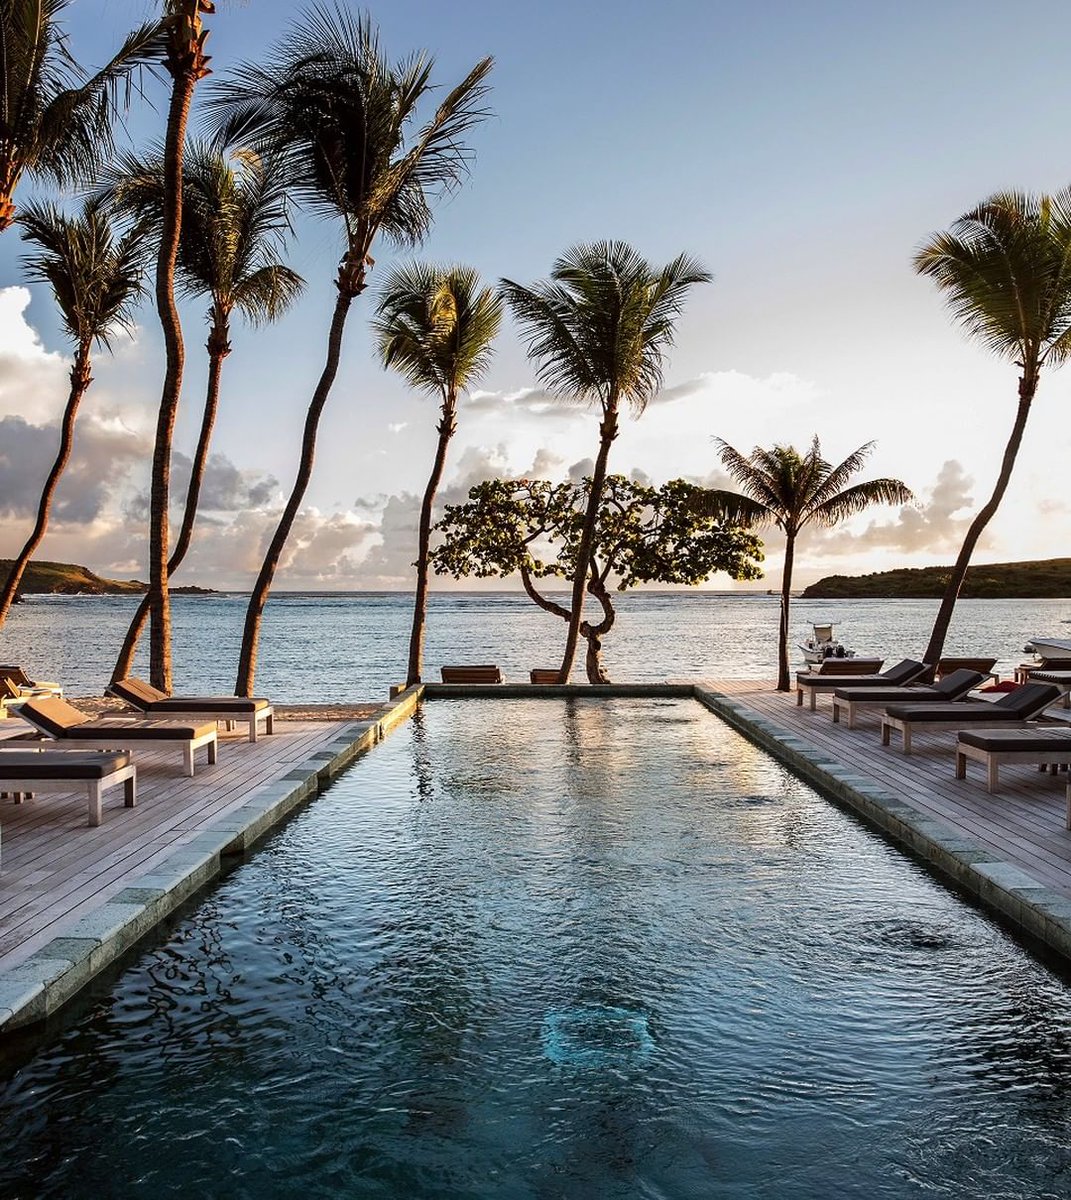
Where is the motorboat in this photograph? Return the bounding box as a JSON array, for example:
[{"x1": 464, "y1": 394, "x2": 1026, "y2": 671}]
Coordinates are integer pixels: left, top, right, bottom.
[
  {"x1": 1024, "y1": 637, "x2": 1071, "y2": 657},
  {"x1": 800, "y1": 622, "x2": 860, "y2": 665}
]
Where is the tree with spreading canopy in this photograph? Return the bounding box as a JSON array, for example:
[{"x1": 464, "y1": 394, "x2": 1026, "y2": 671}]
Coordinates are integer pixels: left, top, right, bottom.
[{"x1": 431, "y1": 475, "x2": 764, "y2": 683}]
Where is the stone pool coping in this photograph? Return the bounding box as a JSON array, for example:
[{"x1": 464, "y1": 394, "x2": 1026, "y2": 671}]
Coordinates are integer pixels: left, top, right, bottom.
[
  {"x1": 4, "y1": 677, "x2": 1071, "y2": 1033},
  {"x1": 0, "y1": 687, "x2": 422, "y2": 1033}
]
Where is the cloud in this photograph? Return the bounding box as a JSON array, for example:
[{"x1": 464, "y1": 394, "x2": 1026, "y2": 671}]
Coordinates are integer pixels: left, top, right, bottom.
[
  {"x1": 811, "y1": 459, "x2": 976, "y2": 557},
  {"x1": 0, "y1": 287, "x2": 70, "y2": 422},
  {"x1": 649, "y1": 370, "x2": 824, "y2": 408},
  {"x1": 0, "y1": 412, "x2": 149, "y2": 527},
  {"x1": 123, "y1": 452, "x2": 279, "y2": 524},
  {"x1": 463, "y1": 385, "x2": 578, "y2": 418}
]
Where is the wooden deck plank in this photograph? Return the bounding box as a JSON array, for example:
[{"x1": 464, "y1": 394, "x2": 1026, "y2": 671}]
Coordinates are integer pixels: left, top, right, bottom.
[
  {"x1": 0, "y1": 717, "x2": 360, "y2": 971},
  {"x1": 708, "y1": 679, "x2": 1071, "y2": 895}
]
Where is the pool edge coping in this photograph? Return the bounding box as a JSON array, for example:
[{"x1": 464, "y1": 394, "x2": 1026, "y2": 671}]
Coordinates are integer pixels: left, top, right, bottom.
[{"x1": 0, "y1": 684, "x2": 425, "y2": 1032}]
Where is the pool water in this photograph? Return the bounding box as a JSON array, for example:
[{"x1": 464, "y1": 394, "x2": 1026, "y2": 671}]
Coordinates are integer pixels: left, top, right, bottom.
[{"x1": 2, "y1": 698, "x2": 1071, "y2": 1198}]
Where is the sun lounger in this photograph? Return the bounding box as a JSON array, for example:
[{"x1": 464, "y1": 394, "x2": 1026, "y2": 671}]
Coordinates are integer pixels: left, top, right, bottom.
[
  {"x1": 107, "y1": 677, "x2": 274, "y2": 743},
  {"x1": 529, "y1": 669, "x2": 560, "y2": 684},
  {"x1": 0, "y1": 665, "x2": 63, "y2": 699},
  {"x1": 831, "y1": 668, "x2": 985, "y2": 728},
  {"x1": 880, "y1": 682, "x2": 1062, "y2": 755},
  {"x1": 16, "y1": 697, "x2": 218, "y2": 777},
  {"x1": 954, "y1": 728, "x2": 1071, "y2": 794},
  {"x1": 440, "y1": 666, "x2": 502, "y2": 684},
  {"x1": 795, "y1": 659, "x2": 930, "y2": 710},
  {"x1": 1015, "y1": 657, "x2": 1071, "y2": 684},
  {"x1": 0, "y1": 751, "x2": 135, "y2": 826},
  {"x1": 1019, "y1": 670, "x2": 1071, "y2": 709}
]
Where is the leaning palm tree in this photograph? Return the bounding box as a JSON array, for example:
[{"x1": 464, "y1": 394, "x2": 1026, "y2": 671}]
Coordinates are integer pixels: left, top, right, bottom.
[
  {"x1": 105, "y1": 142, "x2": 303, "y2": 683},
  {"x1": 0, "y1": 199, "x2": 145, "y2": 628},
  {"x1": 0, "y1": 0, "x2": 163, "y2": 232},
  {"x1": 145, "y1": 0, "x2": 215, "y2": 692},
  {"x1": 500, "y1": 242, "x2": 711, "y2": 682},
  {"x1": 915, "y1": 189, "x2": 1071, "y2": 664},
  {"x1": 373, "y1": 263, "x2": 502, "y2": 687},
  {"x1": 206, "y1": 5, "x2": 492, "y2": 695},
  {"x1": 702, "y1": 439, "x2": 913, "y2": 691}
]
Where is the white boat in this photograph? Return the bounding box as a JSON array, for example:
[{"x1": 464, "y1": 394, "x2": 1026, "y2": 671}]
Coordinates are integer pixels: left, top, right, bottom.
[
  {"x1": 1024, "y1": 637, "x2": 1071, "y2": 657},
  {"x1": 799, "y1": 622, "x2": 860, "y2": 665}
]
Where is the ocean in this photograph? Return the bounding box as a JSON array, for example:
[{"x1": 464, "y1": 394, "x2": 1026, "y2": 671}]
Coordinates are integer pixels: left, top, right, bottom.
[{"x1": 3, "y1": 591, "x2": 1068, "y2": 702}]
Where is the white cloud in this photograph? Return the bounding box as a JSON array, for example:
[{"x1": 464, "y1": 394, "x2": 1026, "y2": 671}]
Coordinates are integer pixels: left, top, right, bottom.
[{"x1": 0, "y1": 287, "x2": 69, "y2": 422}]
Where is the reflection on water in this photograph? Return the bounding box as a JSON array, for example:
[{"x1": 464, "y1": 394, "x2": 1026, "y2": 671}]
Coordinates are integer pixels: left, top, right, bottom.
[{"x1": 1, "y1": 699, "x2": 1071, "y2": 1197}]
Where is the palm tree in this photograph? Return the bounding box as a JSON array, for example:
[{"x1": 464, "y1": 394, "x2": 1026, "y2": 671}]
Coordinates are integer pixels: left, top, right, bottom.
[
  {"x1": 0, "y1": 199, "x2": 145, "y2": 628},
  {"x1": 145, "y1": 0, "x2": 214, "y2": 692},
  {"x1": 105, "y1": 142, "x2": 303, "y2": 683},
  {"x1": 206, "y1": 6, "x2": 492, "y2": 695},
  {"x1": 0, "y1": 0, "x2": 163, "y2": 232},
  {"x1": 914, "y1": 189, "x2": 1071, "y2": 664},
  {"x1": 372, "y1": 263, "x2": 501, "y2": 687},
  {"x1": 702, "y1": 439, "x2": 912, "y2": 691},
  {"x1": 500, "y1": 242, "x2": 710, "y2": 682}
]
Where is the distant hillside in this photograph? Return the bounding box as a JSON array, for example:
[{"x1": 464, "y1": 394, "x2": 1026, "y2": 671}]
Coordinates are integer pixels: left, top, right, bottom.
[
  {"x1": 802, "y1": 558, "x2": 1071, "y2": 599},
  {"x1": 0, "y1": 560, "x2": 214, "y2": 597}
]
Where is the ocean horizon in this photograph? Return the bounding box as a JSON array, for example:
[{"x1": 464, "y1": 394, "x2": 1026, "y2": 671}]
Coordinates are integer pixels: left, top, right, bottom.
[{"x1": 4, "y1": 591, "x2": 1069, "y2": 704}]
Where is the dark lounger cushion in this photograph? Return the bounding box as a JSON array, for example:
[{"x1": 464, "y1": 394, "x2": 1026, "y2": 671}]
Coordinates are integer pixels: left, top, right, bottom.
[
  {"x1": 17, "y1": 697, "x2": 89, "y2": 736},
  {"x1": 957, "y1": 729, "x2": 1071, "y2": 753},
  {"x1": 75, "y1": 719, "x2": 215, "y2": 741},
  {"x1": 837, "y1": 670, "x2": 984, "y2": 705},
  {"x1": 0, "y1": 752, "x2": 131, "y2": 780},
  {"x1": 799, "y1": 659, "x2": 927, "y2": 689},
  {"x1": 144, "y1": 696, "x2": 267, "y2": 714},
  {"x1": 885, "y1": 683, "x2": 1061, "y2": 723},
  {"x1": 111, "y1": 678, "x2": 267, "y2": 714}
]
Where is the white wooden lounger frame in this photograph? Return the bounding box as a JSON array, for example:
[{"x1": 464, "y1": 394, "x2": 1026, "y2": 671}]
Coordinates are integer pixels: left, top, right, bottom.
[
  {"x1": 40, "y1": 731, "x2": 218, "y2": 777},
  {"x1": 955, "y1": 739, "x2": 1071, "y2": 794},
  {"x1": 161, "y1": 705, "x2": 274, "y2": 743},
  {"x1": 0, "y1": 762, "x2": 136, "y2": 826},
  {"x1": 881, "y1": 716, "x2": 1030, "y2": 756}
]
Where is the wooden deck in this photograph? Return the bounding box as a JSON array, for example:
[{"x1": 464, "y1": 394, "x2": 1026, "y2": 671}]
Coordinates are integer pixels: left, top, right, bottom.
[
  {"x1": 0, "y1": 717, "x2": 354, "y2": 973},
  {"x1": 711, "y1": 679, "x2": 1071, "y2": 900}
]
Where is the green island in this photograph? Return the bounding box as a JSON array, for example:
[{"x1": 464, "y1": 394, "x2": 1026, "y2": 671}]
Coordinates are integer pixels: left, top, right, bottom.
[
  {"x1": 0, "y1": 559, "x2": 214, "y2": 597},
  {"x1": 802, "y1": 557, "x2": 1071, "y2": 599}
]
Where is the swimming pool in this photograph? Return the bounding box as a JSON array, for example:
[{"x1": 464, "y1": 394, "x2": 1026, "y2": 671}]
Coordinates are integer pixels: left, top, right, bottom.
[{"x1": 2, "y1": 698, "x2": 1071, "y2": 1198}]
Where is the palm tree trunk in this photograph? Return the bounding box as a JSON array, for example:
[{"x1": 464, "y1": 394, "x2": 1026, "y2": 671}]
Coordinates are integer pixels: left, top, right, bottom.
[
  {"x1": 923, "y1": 375, "x2": 1037, "y2": 664},
  {"x1": 146, "y1": 63, "x2": 197, "y2": 692},
  {"x1": 406, "y1": 394, "x2": 456, "y2": 686},
  {"x1": 234, "y1": 284, "x2": 357, "y2": 696},
  {"x1": 112, "y1": 315, "x2": 230, "y2": 683},
  {"x1": 777, "y1": 531, "x2": 796, "y2": 691},
  {"x1": 0, "y1": 342, "x2": 92, "y2": 628},
  {"x1": 0, "y1": 156, "x2": 20, "y2": 233},
  {"x1": 557, "y1": 406, "x2": 617, "y2": 682}
]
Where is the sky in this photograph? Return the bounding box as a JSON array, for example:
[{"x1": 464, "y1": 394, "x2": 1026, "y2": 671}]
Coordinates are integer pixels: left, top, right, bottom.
[{"x1": 1, "y1": 0, "x2": 1069, "y2": 591}]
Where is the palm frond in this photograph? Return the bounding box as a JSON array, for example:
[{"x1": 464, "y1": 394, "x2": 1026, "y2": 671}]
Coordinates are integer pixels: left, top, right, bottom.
[
  {"x1": 914, "y1": 187, "x2": 1071, "y2": 370},
  {"x1": 203, "y1": 4, "x2": 492, "y2": 259},
  {"x1": 808, "y1": 479, "x2": 915, "y2": 527},
  {"x1": 18, "y1": 196, "x2": 148, "y2": 348},
  {"x1": 373, "y1": 261, "x2": 501, "y2": 397},
  {"x1": 502, "y1": 242, "x2": 709, "y2": 415}
]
